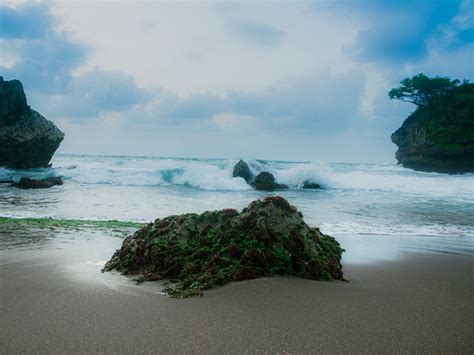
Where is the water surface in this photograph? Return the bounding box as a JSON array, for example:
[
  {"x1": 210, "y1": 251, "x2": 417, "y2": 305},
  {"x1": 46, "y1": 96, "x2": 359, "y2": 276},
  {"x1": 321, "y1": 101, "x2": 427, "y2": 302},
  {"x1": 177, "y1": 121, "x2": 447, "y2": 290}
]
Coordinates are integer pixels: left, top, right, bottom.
[{"x1": 1, "y1": 154, "x2": 472, "y2": 239}]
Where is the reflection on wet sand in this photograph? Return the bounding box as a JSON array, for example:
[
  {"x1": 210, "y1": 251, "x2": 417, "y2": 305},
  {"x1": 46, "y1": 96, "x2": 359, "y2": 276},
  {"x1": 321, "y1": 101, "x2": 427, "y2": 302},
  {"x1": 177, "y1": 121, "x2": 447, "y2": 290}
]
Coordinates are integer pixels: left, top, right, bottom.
[
  {"x1": 1, "y1": 223, "x2": 473, "y2": 354},
  {"x1": 1, "y1": 223, "x2": 473, "y2": 276}
]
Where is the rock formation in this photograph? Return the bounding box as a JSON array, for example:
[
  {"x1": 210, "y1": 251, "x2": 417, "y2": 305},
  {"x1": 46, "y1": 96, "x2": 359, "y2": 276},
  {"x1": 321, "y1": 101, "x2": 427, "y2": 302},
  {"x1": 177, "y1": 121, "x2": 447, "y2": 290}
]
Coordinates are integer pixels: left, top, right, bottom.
[
  {"x1": 232, "y1": 160, "x2": 322, "y2": 190},
  {"x1": 232, "y1": 159, "x2": 253, "y2": 184},
  {"x1": 390, "y1": 77, "x2": 473, "y2": 174},
  {"x1": 391, "y1": 112, "x2": 474, "y2": 173},
  {"x1": 232, "y1": 160, "x2": 290, "y2": 190},
  {"x1": 0, "y1": 77, "x2": 64, "y2": 169},
  {"x1": 12, "y1": 177, "x2": 63, "y2": 189},
  {"x1": 302, "y1": 181, "x2": 321, "y2": 189},
  {"x1": 103, "y1": 196, "x2": 344, "y2": 297},
  {"x1": 251, "y1": 172, "x2": 288, "y2": 191}
]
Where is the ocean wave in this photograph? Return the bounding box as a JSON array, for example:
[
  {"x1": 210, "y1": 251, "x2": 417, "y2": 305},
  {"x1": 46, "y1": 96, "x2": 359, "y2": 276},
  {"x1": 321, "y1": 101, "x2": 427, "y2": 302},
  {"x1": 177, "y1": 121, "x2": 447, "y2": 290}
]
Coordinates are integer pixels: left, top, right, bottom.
[
  {"x1": 2, "y1": 155, "x2": 472, "y2": 243},
  {"x1": 0, "y1": 166, "x2": 57, "y2": 183},
  {"x1": 0, "y1": 159, "x2": 250, "y2": 191},
  {"x1": 320, "y1": 221, "x2": 474, "y2": 238},
  {"x1": 1, "y1": 156, "x2": 473, "y2": 199}
]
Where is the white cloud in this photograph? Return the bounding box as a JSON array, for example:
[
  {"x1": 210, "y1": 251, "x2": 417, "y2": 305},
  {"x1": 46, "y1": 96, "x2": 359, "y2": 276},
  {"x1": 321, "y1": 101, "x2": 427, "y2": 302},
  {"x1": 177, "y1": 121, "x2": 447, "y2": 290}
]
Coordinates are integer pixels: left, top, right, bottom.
[
  {"x1": 0, "y1": 49, "x2": 16, "y2": 68},
  {"x1": 211, "y1": 112, "x2": 254, "y2": 128},
  {"x1": 52, "y1": 1, "x2": 358, "y2": 95}
]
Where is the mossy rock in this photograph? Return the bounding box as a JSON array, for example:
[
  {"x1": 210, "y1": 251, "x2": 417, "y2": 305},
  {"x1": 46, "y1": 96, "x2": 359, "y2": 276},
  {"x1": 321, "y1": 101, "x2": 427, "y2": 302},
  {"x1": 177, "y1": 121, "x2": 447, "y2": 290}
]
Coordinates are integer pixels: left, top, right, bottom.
[{"x1": 103, "y1": 196, "x2": 344, "y2": 298}]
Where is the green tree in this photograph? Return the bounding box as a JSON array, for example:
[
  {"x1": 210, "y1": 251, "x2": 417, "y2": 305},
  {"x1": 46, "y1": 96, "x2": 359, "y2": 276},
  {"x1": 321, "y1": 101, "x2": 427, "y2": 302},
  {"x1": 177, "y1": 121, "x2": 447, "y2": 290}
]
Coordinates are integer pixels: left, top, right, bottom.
[
  {"x1": 390, "y1": 74, "x2": 474, "y2": 160},
  {"x1": 388, "y1": 73, "x2": 462, "y2": 107}
]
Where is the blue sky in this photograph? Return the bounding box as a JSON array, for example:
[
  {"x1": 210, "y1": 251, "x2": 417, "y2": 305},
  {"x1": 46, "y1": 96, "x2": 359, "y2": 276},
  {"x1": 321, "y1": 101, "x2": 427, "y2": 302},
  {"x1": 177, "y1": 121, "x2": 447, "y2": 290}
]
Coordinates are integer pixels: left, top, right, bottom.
[{"x1": 0, "y1": 0, "x2": 473, "y2": 162}]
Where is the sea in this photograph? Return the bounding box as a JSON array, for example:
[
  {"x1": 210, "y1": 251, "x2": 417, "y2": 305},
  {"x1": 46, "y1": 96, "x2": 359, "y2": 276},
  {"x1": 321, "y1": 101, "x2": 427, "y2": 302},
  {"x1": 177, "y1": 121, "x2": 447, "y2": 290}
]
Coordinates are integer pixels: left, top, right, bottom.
[{"x1": 1, "y1": 154, "x2": 473, "y2": 259}]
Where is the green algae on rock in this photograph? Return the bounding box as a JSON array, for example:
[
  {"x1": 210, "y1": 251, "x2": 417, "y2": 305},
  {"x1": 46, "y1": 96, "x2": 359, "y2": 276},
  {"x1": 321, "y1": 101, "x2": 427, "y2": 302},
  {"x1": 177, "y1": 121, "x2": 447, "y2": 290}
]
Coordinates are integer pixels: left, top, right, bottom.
[
  {"x1": 103, "y1": 196, "x2": 344, "y2": 298},
  {"x1": 0, "y1": 216, "x2": 143, "y2": 230}
]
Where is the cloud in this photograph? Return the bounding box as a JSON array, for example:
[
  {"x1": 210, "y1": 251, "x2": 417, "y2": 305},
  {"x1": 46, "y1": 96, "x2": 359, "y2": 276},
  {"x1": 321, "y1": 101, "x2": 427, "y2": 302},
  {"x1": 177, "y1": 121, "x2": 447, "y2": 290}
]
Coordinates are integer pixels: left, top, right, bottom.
[
  {"x1": 0, "y1": 2, "x2": 52, "y2": 39},
  {"x1": 318, "y1": 0, "x2": 467, "y2": 64},
  {"x1": 212, "y1": 112, "x2": 254, "y2": 128},
  {"x1": 1, "y1": 33, "x2": 88, "y2": 93},
  {"x1": 0, "y1": 2, "x2": 87, "y2": 92},
  {"x1": 0, "y1": 3, "x2": 151, "y2": 119},
  {"x1": 216, "y1": 71, "x2": 366, "y2": 132},
  {"x1": 233, "y1": 20, "x2": 285, "y2": 46},
  {"x1": 30, "y1": 68, "x2": 151, "y2": 119},
  {"x1": 50, "y1": 1, "x2": 354, "y2": 95},
  {"x1": 432, "y1": 0, "x2": 474, "y2": 51},
  {"x1": 107, "y1": 69, "x2": 366, "y2": 135}
]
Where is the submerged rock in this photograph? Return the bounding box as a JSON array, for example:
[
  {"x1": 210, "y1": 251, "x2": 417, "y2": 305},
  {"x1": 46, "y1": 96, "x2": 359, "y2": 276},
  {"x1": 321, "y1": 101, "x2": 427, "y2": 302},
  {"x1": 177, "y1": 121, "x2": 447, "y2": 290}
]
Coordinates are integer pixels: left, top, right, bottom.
[
  {"x1": 103, "y1": 196, "x2": 344, "y2": 298},
  {"x1": 12, "y1": 177, "x2": 63, "y2": 189},
  {"x1": 232, "y1": 159, "x2": 253, "y2": 184},
  {"x1": 232, "y1": 159, "x2": 323, "y2": 190},
  {"x1": 251, "y1": 172, "x2": 288, "y2": 191},
  {"x1": 302, "y1": 181, "x2": 322, "y2": 189},
  {"x1": 0, "y1": 77, "x2": 64, "y2": 169}
]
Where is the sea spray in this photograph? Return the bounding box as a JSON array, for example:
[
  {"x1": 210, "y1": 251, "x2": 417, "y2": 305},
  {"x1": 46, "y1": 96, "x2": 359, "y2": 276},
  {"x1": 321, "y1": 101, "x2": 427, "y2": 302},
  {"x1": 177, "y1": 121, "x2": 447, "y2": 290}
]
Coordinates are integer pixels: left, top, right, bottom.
[
  {"x1": 2, "y1": 155, "x2": 472, "y2": 198},
  {"x1": 1, "y1": 154, "x2": 473, "y2": 238}
]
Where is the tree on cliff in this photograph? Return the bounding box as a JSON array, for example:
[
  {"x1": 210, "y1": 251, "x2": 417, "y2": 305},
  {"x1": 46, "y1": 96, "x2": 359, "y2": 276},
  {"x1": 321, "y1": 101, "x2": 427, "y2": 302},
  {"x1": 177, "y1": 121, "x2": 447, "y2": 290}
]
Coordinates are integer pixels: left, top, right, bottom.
[
  {"x1": 388, "y1": 73, "x2": 463, "y2": 107},
  {"x1": 389, "y1": 73, "x2": 474, "y2": 173}
]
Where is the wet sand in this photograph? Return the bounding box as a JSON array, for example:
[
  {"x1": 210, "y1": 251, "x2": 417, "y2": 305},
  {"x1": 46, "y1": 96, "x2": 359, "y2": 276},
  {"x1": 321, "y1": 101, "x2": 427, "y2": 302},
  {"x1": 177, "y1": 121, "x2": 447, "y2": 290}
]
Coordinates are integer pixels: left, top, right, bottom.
[{"x1": 1, "y1": 229, "x2": 473, "y2": 353}]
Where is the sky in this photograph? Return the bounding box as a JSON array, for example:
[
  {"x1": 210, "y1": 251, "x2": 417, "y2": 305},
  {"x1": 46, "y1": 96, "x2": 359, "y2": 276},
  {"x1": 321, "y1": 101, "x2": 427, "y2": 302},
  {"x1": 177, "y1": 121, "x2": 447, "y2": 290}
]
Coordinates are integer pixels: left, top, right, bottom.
[{"x1": 0, "y1": 0, "x2": 473, "y2": 163}]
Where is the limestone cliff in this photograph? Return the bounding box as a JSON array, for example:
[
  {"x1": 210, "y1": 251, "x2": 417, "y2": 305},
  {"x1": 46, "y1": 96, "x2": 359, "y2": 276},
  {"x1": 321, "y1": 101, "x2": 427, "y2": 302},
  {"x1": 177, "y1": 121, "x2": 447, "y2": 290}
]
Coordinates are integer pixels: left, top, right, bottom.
[
  {"x1": 0, "y1": 77, "x2": 64, "y2": 168},
  {"x1": 391, "y1": 82, "x2": 474, "y2": 173}
]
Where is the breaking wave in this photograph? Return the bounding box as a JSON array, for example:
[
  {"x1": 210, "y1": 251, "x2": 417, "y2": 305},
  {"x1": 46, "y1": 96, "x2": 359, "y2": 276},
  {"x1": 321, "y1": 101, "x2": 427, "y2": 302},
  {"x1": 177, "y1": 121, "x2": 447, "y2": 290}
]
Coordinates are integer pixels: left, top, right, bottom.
[
  {"x1": 1, "y1": 154, "x2": 473, "y2": 239},
  {"x1": 1, "y1": 156, "x2": 473, "y2": 199}
]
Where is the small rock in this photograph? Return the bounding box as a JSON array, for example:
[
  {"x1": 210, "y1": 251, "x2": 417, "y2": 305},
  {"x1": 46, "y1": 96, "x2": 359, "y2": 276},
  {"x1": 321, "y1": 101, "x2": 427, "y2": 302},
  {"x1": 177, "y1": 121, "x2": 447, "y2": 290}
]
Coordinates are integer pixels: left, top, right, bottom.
[
  {"x1": 251, "y1": 172, "x2": 287, "y2": 191},
  {"x1": 302, "y1": 181, "x2": 321, "y2": 189},
  {"x1": 232, "y1": 159, "x2": 253, "y2": 184},
  {"x1": 13, "y1": 177, "x2": 63, "y2": 189}
]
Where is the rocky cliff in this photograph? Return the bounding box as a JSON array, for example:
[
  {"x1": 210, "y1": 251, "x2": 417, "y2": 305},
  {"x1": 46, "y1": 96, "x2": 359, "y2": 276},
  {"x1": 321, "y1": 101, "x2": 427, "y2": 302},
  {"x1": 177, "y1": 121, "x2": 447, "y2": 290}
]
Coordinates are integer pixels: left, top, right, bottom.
[
  {"x1": 0, "y1": 77, "x2": 64, "y2": 168},
  {"x1": 391, "y1": 82, "x2": 474, "y2": 174}
]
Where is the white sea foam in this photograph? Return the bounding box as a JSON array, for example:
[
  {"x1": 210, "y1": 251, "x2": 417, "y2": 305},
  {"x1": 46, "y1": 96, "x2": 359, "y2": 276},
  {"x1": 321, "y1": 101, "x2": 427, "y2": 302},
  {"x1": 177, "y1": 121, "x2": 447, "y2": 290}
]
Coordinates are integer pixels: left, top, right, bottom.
[
  {"x1": 56, "y1": 158, "x2": 250, "y2": 191},
  {"x1": 320, "y1": 221, "x2": 474, "y2": 238},
  {"x1": 1, "y1": 155, "x2": 473, "y2": 241},
  {"x1": 2, "y1": 156, "x2": 473, "y2": 200}
]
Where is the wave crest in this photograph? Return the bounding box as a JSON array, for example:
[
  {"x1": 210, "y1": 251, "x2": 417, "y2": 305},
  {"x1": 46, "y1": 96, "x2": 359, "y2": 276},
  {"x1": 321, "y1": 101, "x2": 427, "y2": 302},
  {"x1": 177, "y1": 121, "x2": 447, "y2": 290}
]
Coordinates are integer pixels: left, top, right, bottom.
[{"x1": 1, "y1": 156, "x2": 473, "y2": 199}]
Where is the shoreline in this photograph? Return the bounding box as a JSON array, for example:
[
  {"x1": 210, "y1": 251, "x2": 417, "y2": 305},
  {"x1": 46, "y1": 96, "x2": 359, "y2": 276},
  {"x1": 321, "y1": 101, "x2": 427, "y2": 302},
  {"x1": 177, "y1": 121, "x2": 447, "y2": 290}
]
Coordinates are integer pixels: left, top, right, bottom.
[
  {"x1": 0, "y1": 216, "x2": 144, "y2": 229},
  {"x1": 1, "y1": 227, "x2": 473, "y2": 353}
]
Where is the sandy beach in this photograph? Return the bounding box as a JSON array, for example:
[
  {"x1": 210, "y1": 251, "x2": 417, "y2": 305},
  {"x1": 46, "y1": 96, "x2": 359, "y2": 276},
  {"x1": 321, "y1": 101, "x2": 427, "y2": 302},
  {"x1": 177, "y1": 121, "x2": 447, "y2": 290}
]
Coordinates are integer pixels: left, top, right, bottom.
[
  {"x1": 2, "y1": 0, "x2": 474, "y2": 353},
  {"x1": 1, "y1": 228, "x2": 473, "y2": 354}
]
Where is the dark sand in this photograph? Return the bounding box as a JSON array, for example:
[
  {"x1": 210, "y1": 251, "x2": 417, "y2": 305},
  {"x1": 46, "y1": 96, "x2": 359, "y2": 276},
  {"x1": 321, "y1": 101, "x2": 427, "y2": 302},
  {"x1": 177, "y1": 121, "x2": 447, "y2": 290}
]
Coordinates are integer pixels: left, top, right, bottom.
[{"x1": 1, "y1": 229, "x2": 473, "y2": 353}]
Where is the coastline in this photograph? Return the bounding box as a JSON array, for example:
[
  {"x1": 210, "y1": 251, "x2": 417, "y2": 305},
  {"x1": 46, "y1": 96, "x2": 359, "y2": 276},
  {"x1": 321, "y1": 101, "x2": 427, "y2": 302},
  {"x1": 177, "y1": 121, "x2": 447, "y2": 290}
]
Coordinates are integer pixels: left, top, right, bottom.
[{"x1": 1, "y1": 225, "x2": 473, "y2": 353}]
